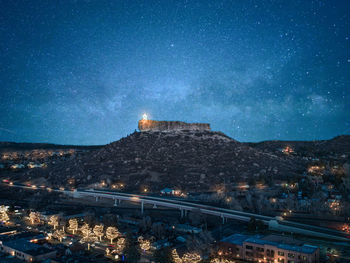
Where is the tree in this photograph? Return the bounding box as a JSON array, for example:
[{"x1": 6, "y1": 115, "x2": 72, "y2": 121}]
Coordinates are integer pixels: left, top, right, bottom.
[
  {"x1": 53, "y1": 228, "x2": 66, "y2": 242},
  {"x1": 342, "y1": 165, "x2": 350, "y2": 193},
  {"x1": 80, "y1": 223, "x2": 97, "y2": 250},
  {"x1": 140, "y1": 216, "x2": 152, "y2": 232},
  {"x1": 0, "y1": 205, "x2": 9, "y2": 223},
  {"x1": 210, "y1": 259, "x2": 236, "y2": 263},
  {"x1": 248, "y1": 178, "x2": 256, "y2": 187},
  {"x1": 0, "y1": 212, "x2": 9, "y2": 223},
  {"x1": 68, "y1": 218, "x2": 78, "y2": 234},
  {"x1": 152, "y1": 222, "x2": 165, "y2": 239},
  {"x1": 80, "y1": 223, "x2": 90, "y2": 235},
  {"x1": 188, "y1": 208, "x2": 203, "y2": 226},
  {"x1": 138, "y1": 236, "x2": 150, "y2": 251},
  {"x1": 102, "y1": 213, "x2": 118, "y2": 226},
  {"x1": 29, "y1": 211, "x2": 40, "y2": 224},
  {"x1": 124, "y1": 234, "x2": 140, "y2": 263},
  {"x1": 172, "y1": 249, "x2": 182, "y2": 263},
  {"x1": 182, "y1": 252, "x2": 201, "y2": 263},
  {"x1": 106, "y1": 226, "x2": 119, "y2": 244},
  {"x1": 48, "y1": 215, "x2": 59, "y2": 229},
  {"x1": 125, "y1": 245, "x2": 141, "y2": 262},
  {"x1": 256, "y1": 219, "x2": 266, "y2": 231},
  {"x1": 247, "y1": 217, "x2": 257, "y2": 232},
  {"x1": 247, "y1": 217, "x2": 265, "y2": 232},
  {"x1": 186, "y1": 231, "x2": 213, "y2": 257},
  {"x1": 84, "y1": 214, "x2": 95, "y2": 226},
  {"x1": 116, "y1": 237, "x2": 126, "y2": 253},
  {"x1": 153, "y1": 247, "x2": 173, "y2": 263},
  {"x1": 93, "y1": 224, "x2": 104, "y2": 241},
  {"x1": 0, "y1": 205, "x2": 8, "y2": 213}
]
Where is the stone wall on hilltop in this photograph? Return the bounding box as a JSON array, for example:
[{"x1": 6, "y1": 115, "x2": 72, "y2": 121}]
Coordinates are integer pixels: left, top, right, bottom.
[{"x1": 138, "y1": 119, "x2": 211, "y2": 132}]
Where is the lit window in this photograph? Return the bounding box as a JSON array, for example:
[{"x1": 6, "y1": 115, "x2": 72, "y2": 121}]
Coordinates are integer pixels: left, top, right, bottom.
[{"x1": 288, "y1": 253, "x2": 295, "y2": 258}]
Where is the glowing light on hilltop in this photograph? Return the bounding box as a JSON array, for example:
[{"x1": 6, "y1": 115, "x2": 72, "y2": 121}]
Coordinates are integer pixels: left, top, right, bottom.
[
  {"x1": 282, "y1": 146, "x2": 294, "y2": 155},
  {"x1": 142, "y1": 113, "x2": 148, "y2": 120}
]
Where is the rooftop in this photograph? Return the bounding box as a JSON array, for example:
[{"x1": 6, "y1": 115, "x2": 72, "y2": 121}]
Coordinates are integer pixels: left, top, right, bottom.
[
  {"x1": 2, "y1": 238, "x2": 54, "y2": 256},
  {"x1": 221, "y1": 234, "x2": 252, "y2": 246},
  {"x1": 221, "y1": 234, "x2": 318, "y2": 254},
  {"x1": 0, "y1": 227, "x2": 17, "y2": 235}
]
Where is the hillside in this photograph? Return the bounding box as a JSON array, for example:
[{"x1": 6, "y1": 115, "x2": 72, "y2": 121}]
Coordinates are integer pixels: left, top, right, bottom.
[
  {"x1": 247, "y1": 135, "x2": 350, "y2": 157},
  {"x1": 28, "y1": 130, "x2": 310, "y2": 192},
  {"x1": 0, "y1": 142, "x2": 102, "y2": 152}
]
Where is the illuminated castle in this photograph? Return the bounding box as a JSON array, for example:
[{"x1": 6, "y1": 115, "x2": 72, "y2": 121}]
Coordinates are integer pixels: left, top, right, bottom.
[{"x1": 138, "y1": 114, "x2": 211, "y2": 132}]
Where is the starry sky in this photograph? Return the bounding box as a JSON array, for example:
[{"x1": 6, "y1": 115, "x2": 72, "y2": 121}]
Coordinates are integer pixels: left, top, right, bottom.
[{"x1": 0, "y1": 0, "x2": 349, "y2": 145}]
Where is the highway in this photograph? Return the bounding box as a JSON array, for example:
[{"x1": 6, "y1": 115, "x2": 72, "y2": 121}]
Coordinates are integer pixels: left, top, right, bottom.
[{"x1": 2, "y1": 180, "x2": 350, "y2": 242}]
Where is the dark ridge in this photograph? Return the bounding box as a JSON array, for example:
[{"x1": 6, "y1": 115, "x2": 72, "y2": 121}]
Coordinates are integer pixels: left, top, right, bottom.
[{"x1": 0, "y1": 142, "x2": 103, "y2": 151}]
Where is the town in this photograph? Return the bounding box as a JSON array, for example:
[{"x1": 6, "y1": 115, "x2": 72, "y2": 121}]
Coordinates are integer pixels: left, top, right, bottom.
[
  {"x1": 1, "y1": 0, "x2": 350, "y2": 262},
  {"x1": 0, "y1": 119, "x2": 349, "y2": 262}
]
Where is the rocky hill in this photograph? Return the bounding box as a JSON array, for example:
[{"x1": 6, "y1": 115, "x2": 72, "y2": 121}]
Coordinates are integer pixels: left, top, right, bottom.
[
  {"x1": 247, "y1": 135, "x2": 350, "y2": 158},
  {"x1": 29, "y1": 130, "x2": 312, "y2": 192}
]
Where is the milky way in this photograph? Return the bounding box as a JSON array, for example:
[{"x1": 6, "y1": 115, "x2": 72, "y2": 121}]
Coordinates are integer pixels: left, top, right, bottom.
[{"x1": 0, "y1": 0, "x2": 349, "y2": 145}]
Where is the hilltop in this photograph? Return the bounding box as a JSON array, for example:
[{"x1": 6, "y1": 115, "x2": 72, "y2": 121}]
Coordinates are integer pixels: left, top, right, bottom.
[{"x1": 25, "y1": 130, "x2": 309, "y2": 191}]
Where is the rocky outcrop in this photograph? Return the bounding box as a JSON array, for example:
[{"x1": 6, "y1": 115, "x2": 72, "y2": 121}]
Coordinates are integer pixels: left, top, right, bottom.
[{"x1": 138, "y1": 119, "x2": 210, "y2": 132}]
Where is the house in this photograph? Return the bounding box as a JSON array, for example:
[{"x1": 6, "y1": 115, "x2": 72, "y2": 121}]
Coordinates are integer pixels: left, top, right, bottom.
[
  {"x1": 176, "y1": 236, "x2": 186, "y2": 243},
  {"x1": 10, "y1": 164, "x2": 25, "y2": 169},
  {"x1": 27, "y1": 163, "x2": 46, "y2": 169},
  {"x1": 160, "y1": 188, "x2": 173, "y2": 195},
  {"x1": 0, "y1": 254, "x2": 24, "y2": 263},
  {"x1": 0, "y1": 238, "x2": 56, "y2": 262},
  {"x1": 174, "y1": 224, "x2": 202, "y2": 234},
  {"x1": 151, "y1": 239, "x2": 171, "y2": 250},
  {"x1": 219, "y1": 234, "x2": 319, "y2": 263},
  {"x1": 0, "y1": 227, "x2": 17, "y2": 236},
  {"x1": 160, "y1": 188, "x2": 181, "y2": 196},
  {"x1": 275, "y1": 181, "x2": 288, "y2": 187}
]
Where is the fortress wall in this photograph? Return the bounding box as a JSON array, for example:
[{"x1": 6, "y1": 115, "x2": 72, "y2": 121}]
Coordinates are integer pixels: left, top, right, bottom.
[{"x1": 138, "y1": 120, "x2": 211, "y2": 132}]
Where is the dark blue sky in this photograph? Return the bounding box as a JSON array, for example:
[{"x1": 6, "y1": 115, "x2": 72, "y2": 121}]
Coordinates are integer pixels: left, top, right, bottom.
[{"x1": 0, "y1": 0, "x2": 349, "y2": 145}]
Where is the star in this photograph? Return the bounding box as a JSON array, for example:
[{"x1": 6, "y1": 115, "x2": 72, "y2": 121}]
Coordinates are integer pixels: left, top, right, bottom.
[{"x1": 0, "y1": 0, "x2": 348, "y2": 144}]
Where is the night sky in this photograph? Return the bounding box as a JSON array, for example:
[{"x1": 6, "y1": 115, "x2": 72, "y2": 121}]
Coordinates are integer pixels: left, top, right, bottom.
[{"x1": 1, "y1": 1, "x2": 349, "y2": 145}]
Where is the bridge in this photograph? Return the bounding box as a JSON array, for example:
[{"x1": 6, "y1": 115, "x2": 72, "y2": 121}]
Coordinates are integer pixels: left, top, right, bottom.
[{"x1": 3, "y1": 181, "x2": 350, "y2": 242}]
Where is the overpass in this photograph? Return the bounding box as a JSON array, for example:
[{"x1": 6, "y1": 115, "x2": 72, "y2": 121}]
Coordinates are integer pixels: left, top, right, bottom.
[
  {"x1": 71, "y1": 188, "x2": 350, "y2": 242},
  {"x1": 3, "y1": 182, "x2": 350, "y2": 242}
]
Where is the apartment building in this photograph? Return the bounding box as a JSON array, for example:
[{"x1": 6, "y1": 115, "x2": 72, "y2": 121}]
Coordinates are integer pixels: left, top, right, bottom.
[{"x1": 219, "y1": 234, "x2": 319, "y2": 263}]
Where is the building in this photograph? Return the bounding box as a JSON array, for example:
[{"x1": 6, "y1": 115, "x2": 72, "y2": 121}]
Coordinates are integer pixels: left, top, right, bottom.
[
  {"x1": 174, "y1": 224, "x2": 202, "y2": 234},
  {"x1": 138, "y1": 117, "x2": 211, "y2": 132},
  {"x1": 0, "y1": 227, "x2": 17, "y2": 236},
  {"x1": 219, "y1": 234, "x2": 319, "y2": 263},
  {"x1": 0, "y1": 238, "x2": 56, "y2": 262},
  {"x1": 27, "y1": 163, "x2": 46, "y2": 169},
  {"x1": 160, "y1": 188, "x2": 181, "y2": 196},
  {"x1": 10, "y1": 164, "x2": 25, "y2": 169},
  {"x1": 151, "y1": 239, "x2": 171, "y2": 250}
]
